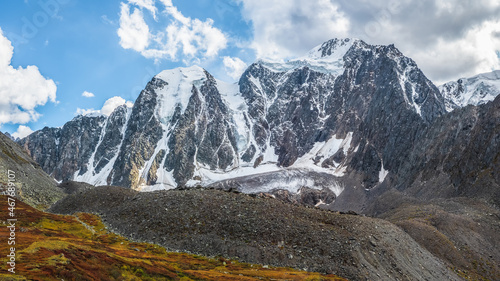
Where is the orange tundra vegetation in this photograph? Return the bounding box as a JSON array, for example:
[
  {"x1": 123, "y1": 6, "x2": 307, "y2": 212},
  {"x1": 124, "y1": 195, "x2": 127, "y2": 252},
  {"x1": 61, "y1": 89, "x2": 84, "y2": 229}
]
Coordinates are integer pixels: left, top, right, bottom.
[{"x1": 0, "y1": 196, "x2": 347, "y2": 281}]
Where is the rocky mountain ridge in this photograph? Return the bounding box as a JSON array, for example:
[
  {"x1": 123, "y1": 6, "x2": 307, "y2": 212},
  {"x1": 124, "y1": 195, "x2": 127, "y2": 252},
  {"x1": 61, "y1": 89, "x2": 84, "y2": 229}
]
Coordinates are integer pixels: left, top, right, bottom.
[{"x1": 20, "y1": 38, "x2": 448, "y2": 198}]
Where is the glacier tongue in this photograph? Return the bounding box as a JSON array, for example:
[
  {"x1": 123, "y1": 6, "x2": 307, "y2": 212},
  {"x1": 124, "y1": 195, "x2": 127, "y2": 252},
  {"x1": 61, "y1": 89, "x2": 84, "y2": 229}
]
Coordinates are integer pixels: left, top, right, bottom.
[{"x1": 181, "y1": 133, "x2": 354, "y2": 191}]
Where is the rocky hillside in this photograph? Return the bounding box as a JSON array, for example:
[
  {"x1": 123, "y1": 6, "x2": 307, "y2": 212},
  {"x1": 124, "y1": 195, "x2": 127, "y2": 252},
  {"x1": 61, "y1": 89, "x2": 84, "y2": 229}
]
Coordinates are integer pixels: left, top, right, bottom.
[
  {"x1": 50, "y1": 185, "x2": 462, "y2": 281},
  {"x1": 0, "y1": 132, "x2": 63, "y2": 209},
  {"x1": 0, "y1": 195, "x2": 346, "y2": 281},
  {"x1": 20, "y1": 38, "x2": 446, "y2": 196}
]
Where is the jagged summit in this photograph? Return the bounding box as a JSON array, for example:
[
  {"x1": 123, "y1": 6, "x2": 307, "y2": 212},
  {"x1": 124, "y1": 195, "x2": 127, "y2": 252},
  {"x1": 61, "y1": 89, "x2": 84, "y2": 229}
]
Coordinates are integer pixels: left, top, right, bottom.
[
  {"x1": 306, "y1": 38, "x2": 359, "y2": 59},
  {"x1": 440, "y1": 70, "x2": 500, "y2": 111}
]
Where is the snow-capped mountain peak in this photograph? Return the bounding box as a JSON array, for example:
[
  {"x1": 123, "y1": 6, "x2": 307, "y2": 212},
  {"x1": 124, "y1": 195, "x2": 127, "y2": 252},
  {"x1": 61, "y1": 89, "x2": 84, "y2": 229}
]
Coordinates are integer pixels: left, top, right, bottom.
[
  {"x1": 257, "y1": 38, "x2": 360, "y2": 75},
  {"x1": 474, "y1": 69, "x2": 500, "y2": 80},
  {"x1": 440, "y1": 70, "x2": 500, "y2": 111},
  {"x1": 155, "y1": 65, "x2": 206, "y2": 82},
  {"x1": 306, "y1": 38, "x2": 359, "y2": 60},
  {"x1": 154, "y1": 65, "x2": 208, "y2": 122}
]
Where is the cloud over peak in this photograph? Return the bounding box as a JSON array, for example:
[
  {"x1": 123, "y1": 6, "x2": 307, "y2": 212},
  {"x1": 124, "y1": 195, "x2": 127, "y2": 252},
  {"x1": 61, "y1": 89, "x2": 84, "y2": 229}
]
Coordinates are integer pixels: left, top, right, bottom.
[
  {"x1": 76, "y1": 96, "x2": 133, "y2": 117},
  {"x1": 117, "y1": 3, "x2": 151, "y2": 53},
  {"x1": 116, "y1": 0, "x2": 500, "y2": 83},
  {"x1": 11, "y1": 125, "x2": 33, "y2": 139},
  {"x1": 223, "y1": 56, "x2": 247, "y2": 80}
]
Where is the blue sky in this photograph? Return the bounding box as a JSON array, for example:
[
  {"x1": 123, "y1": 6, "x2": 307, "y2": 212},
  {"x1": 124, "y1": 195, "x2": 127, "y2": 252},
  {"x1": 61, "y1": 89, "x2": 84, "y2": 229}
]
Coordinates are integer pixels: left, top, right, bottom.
[{"x1": 1, "y1": 0, "x2": 499, "y2": 138}]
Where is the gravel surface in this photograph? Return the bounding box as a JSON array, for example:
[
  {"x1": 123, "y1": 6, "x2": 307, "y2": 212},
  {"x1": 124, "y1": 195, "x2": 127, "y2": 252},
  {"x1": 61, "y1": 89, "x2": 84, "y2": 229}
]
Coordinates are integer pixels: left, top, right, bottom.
[{"x1": 51, "y1": 185, "x2": 462, "y2": 281}]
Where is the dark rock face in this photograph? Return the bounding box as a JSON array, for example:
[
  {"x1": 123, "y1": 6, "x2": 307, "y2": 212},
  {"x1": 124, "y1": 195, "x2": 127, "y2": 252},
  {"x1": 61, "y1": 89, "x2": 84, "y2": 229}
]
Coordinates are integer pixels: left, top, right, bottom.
[
  {"x1": 110, "y1": 79, "x2": 164, "y2": 188},
  {"x1": 241, "y1": 64, "x2": 340, "y2": 166},
  {"x1": 20, "y1": 115, "x2": 106, "y2": 182},
  {"x1": 20, "y1": 127, "x2": 59, "y2": 175},
  {"x1": 93, "y1": 105, "x2": 129, "y2": 176},
  {"x1": 20, "y1": 105, "x2": 130, "y2": 187},
  {"x1": 334, "y1": 42, "x2": 445, "y2": 186},
  {"x1": 355, "y1": 95, "x2": 500, "y2": 280},
  {"x1": 238, "y1": 39, "x2": 445, "y2": 189}
]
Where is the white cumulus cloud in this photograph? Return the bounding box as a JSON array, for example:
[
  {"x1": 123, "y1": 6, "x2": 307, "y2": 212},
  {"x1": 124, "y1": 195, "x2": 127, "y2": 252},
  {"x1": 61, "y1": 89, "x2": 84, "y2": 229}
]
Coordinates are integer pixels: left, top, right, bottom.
[
  {"x1": 117, "y1": 0, "x2": 228, "y2": 61},
  {"x1": 0, "y1": 28, "x2": 57, "y2": 127},
  {"x1": 11, "y1": 125, "x2": 34, "y2": 139},
  {"x1": 76, "y1": 96, "x2": 133, "y2": 117},
  {"x1": 223, "y1": 56, "x2": 247, "y2": 80},
  {"x1": 82, "y1": 91, "x2": 95, "y2": 98},
  {"x1": 101, "y1": 96, "x2": 134, "y2": 115}
]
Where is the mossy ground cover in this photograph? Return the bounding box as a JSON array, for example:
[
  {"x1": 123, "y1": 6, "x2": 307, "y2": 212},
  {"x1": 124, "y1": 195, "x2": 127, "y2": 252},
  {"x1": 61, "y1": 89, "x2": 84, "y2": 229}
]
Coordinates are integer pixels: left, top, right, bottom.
[{"x1": 0, "y1": 196, "x2": 346, "y2": 280}]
